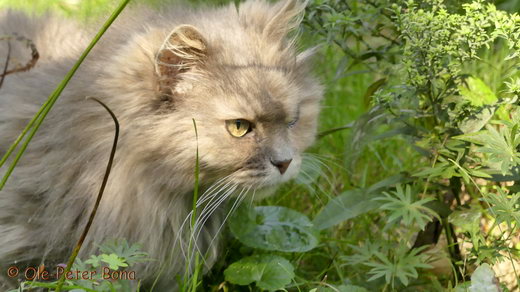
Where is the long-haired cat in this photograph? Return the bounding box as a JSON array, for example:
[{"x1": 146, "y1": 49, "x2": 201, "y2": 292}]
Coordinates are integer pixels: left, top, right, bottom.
[{"x1": 0, "y1": 0, "x2": 322, "y2": 289}]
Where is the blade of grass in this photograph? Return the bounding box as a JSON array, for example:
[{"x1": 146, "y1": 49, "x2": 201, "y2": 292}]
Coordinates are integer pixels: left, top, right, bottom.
[
  {"x1": 191, "y1": 118, "x2": 200, "y2": 228},
  {"x1": 55, "y1": 97, "x2": 120, "y2": 292},
  {"x1": 190, "y1": 118, "x2": 201, "y2": 292},
  {"x1": 182, "y1": 118, "x2": 202, "y2": 291},
  {"x1": 0, "y1": 0, "x2": 130, "y2": 190}
]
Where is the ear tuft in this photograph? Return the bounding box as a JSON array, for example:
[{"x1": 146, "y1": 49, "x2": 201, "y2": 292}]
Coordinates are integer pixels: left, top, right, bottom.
[
  {"x1": 155, "y1": 25, "x2": 207, "y2": 84},
  {"x1": 263, "y1": 0, "x2": 307, "y2": 41},
  {"x1": 296, "y1": 46, "x2": 319, "y2": 65}
]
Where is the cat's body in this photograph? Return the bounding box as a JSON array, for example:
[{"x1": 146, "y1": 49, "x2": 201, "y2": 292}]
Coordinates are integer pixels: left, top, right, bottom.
[{"x1": 0, "y1": 0, "x2": 321, "y2": 289}]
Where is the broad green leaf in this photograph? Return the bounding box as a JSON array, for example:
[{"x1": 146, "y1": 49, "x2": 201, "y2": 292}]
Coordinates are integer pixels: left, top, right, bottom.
[
  {"x1": 313, "y1": 175, "x2": 407, "y2": 230},
  {"x1": 100, "y1": 253, "x2": 128, "y2": 270},
  {"x1": 85, "y1": 255, "x2": 103, "y2": 268},
  {"x1": 448, "y1": 207, "x2": 482, "y2": 250},
  {"x1": 459, "y1": 107, "x2": 494, "y2": 134},
  {"x1": 224, "y1": 255, "x2": 294, "y2": 291},
  {"x1": 312, "y1": 189, "x2": 381, "y2": 230},
  {"x1": 458, "y1": 77, "x2": 497, "y2": 107},
  {"x1": 448, "y1": 208, "x2": 482, "y2": 234},
  {"x1": 229, "y1": 206, "x2": 319, "y2": 252},
  {"x1": 366, "y1": 173, "x2": 408, "y2": 193}
]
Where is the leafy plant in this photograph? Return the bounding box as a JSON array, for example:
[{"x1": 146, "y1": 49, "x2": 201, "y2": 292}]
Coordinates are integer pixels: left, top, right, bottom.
[
  {"x1": 343, "y1": 242, "x2": 433, "y2": 288},
  {"x1": 375, "y1": 184, "x2": 439, "y2": 230},
  {"x1": 10, "y1": 239, "x2": 148, "y2": 292},
  {"x1": 229, "y1": 205, "x2": 320, "y2": 253},
  {"x1": 485, "y1": 189, "x2": 520, "y2": 230},
  {"x1": 224, "y1": 254, "x2": 295, "y2": 291}
]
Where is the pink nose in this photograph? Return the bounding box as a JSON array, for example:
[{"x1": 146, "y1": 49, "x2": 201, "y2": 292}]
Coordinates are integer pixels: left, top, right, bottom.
[{"x1": 271, "y1": 159, "x2": 292, "y2": 175}]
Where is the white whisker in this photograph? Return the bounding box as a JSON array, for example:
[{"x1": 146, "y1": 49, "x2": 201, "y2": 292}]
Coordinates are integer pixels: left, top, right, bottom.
[
  {"x1": 176, "y1": 178, "x2": 234, "y2": 264},
  {"x1": 204, "y1": 186, "x2": 251, "y2": 262},
  {"x1": 196, "y1": 174, "x2": 233, "y2": 207},
  {"x1": 188, "y1": 183, "x2": 238, "y2": 267},
  {"x1": 249, "y1": 188, "x2": 257, "y2": 208},
  {"x1": 298, "y1": 169, "x2": 329, "y2": 207}
]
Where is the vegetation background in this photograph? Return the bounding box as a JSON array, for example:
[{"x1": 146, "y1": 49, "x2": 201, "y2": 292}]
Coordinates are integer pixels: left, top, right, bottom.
[{"x1": 1, "y1": 0, "x2": 520, "y2": 291}]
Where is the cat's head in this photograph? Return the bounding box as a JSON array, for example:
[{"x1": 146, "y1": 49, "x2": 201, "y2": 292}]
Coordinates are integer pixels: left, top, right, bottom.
[{"x1": 123, "y1": 0, "x2": 321, "y2": 195}]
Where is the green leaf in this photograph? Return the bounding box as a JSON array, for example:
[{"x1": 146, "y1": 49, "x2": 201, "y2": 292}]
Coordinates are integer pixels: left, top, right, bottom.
[
  {"x1": 455, "y1": 123, "x2": 520, "y2": 175},
  {"x1": 448, "y1": 207, "x2": 482, "y2": 234},
  {"x1": 224, "y1": 255, "x2": 294, "y2": 291},
  {"x1": 313, "y1": 174, "x2": 407, "y2": 230},
  {"x1": 449, "y1": 207, "x2": 483, "y2": 250},
  {"x1": 363, "y1": 78, "x2": 387, "y2": 107},
  {"x1": 363, "y1": 245, "x2": 432, "y2": 288},
  {"x1": 375, "y1": 184, "x2": 440, "y2": 229},
  {"x1": 366, "y1": 173, "x2": 408, "y2": 193},
  {"x1": 84, "y1": 255, "x2": 103, "y2": 268},
  {"x1": 458, "y1": 77, "x2": 497, "y2": 107},
  {"x1": 458, "y1": 107, "x2": 494, "y2": 134},
  {"x1": 313, "y1": 189, "x2": 381, "y2": 230},
  {"x1": 229, "y1": 206, "x2": 319, "y2": 252},
  {"x1": 485, "y1": 190, "x2": 520, "y2": 229},
  {"x1": 100, "y1": 253, "x2": 128, "y2": 270},
  {"x1": 98, "y1": 239, "x2": 148, "y2": 265}
]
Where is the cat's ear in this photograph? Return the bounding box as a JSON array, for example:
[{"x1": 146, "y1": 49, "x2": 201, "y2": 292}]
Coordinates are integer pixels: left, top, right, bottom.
[
  {"x1": 155, "y1": 25, "x2": 207, "y2": 82},
  {"x1": 263, "y1": 0, "x2": 307, "y2": 41}
]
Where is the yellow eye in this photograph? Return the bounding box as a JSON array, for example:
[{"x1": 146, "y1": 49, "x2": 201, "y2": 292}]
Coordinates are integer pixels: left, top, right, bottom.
[{"x1": 225, "y1": 119, "x2": 252, "y2": 137}]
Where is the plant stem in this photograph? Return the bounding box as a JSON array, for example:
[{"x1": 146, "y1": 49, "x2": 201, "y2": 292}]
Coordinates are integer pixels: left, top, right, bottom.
[
  {"x1": 190, "y1": 118, "x2": 201, "y2": 292},
  {"x1": 54, "y1": 99, "x2": 119, "y2": 291},
  {"x1": 449, "y1": 177, "x2": 462, "y2": 206}
]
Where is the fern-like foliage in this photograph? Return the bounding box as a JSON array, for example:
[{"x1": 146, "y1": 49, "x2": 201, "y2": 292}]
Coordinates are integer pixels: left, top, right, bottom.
[
  {"x1": 457, "y1": 122, "x2": 520, "y2": 175},
  {"x1": 374, "y1": 184, "x2": 440, "y2": 230},
  {"x1": 343, "y1": 241, "x2": 432, "y2": 288},
  {"x1": 486, "y1": 189, "x2": 520, "y2": 230}
]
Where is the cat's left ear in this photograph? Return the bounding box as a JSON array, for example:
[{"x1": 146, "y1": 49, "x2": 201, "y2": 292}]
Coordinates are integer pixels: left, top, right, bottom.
[{"x1": 155, "y1": 25, "x2": 207, "y2": 84}]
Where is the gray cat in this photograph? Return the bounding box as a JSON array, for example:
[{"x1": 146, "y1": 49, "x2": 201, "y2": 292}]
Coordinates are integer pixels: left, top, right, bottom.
[{"x1": 0, "y1": 0, "x2": 322, "y2": 289}]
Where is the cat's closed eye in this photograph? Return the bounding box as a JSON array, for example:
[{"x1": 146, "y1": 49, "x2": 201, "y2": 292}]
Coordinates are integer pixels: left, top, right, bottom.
[
  {"x1": 287, "y1": 118, "x2": 298, "y2": 128},
  {"x1": 225, "y1": 119, "x2": 252, "y2": 137}
]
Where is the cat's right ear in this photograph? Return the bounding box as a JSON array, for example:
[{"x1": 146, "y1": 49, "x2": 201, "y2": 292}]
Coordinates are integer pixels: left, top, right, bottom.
[{"x1": 155, "y1": 25, "x2": 207, "y2": 88}]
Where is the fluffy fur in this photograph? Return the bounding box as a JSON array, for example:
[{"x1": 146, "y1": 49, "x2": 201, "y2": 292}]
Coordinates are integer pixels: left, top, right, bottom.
[{"x1": 0, "y1": 0, "x2": 322, "y2": 289}]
